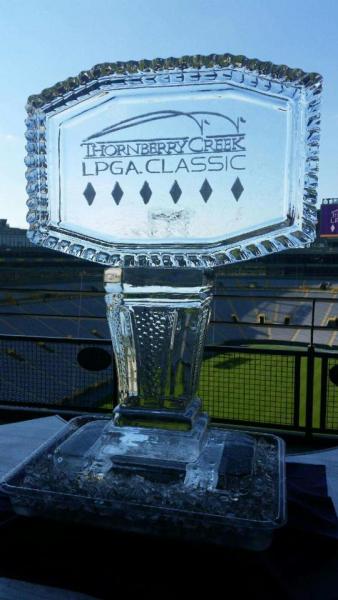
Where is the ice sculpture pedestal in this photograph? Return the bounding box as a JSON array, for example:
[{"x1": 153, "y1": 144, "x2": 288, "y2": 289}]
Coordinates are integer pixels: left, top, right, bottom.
[
  {"x1": 6, "y1": 50, "x2": 323, "y2": 548},
  {"x1": 2, "y1": 268, "x2": 286, "y2": 549},
  {"x1": 37, "y1": 268, "x2": 283, "y2": 547},
  {"x1": 56, "y1": 267, "x2": 219, "y2": 482}
]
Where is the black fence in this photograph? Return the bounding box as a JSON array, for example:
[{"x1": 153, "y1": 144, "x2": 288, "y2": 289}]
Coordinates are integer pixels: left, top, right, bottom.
[
  {"x1": 200, "y1": 345, "x2": 300, "y2": 428},
  {"x1": 0, "y1": 288, "x2": 337, "y2": 438},
  {"x1": 0, "y1": 334, "x2": 337, "y2": 438},
  {"x1": 0, "y1": 334, "x2": 116, "y2": 415},
  {"x1": 200, "y1": 344, "x2": 338, "y2": 437}
]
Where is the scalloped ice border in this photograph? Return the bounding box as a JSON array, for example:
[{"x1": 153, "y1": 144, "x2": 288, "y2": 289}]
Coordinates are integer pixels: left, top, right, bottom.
[{"x1": 25, "y1": 52, "x2": 322, "y2": 268}]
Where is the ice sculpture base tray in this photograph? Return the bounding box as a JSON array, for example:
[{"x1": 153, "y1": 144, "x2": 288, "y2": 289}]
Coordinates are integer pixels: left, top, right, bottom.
[{"x1": 1, "y1": 416, "x2": 286, "y2": 551}]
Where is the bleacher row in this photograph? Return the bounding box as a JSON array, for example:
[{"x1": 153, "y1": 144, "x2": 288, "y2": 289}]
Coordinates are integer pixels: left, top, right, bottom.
[
  {"x1": 0, "y1": 291, "x2": 337, "y2": 347},
  {"x1": 0, "y1": 287, "x2": 337, "y2": 410}
]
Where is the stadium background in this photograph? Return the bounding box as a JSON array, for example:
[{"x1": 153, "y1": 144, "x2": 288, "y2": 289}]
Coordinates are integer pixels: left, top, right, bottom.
[{"x1": 0, "y1": 213, "x2": 337, "y2": 437}]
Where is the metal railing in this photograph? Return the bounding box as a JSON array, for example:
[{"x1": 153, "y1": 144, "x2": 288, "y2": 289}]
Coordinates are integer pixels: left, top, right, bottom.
[
  {"x1": 0, "y1": 333, "x2": 337, "y2": 438},
  {"x1": 0, "y1": 288, "x2": 337, "y2": 438},
  {"x1": 199, "y1": 344, "x2": 338, "y2": 438},
  {"x1": 1, "y1": 288, "x2": 337, "y2": 345},
  {"x1": 0, "y1": 334, "x2": 116, "y2": 416}
]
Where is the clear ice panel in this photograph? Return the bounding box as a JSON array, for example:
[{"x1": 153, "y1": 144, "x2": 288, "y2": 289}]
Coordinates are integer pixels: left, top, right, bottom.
[
  {"x1": 53, "y1": 268, "x2": 214, "y2": 479},
  {"x1": 46, "y1": 81, "x2": 303, "y2": 246}
]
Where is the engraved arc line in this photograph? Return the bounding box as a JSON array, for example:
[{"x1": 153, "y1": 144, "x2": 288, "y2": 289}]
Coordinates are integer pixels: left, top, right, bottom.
[{"x1": 84, "y1": 110, "x2": 243, "y2": 141}]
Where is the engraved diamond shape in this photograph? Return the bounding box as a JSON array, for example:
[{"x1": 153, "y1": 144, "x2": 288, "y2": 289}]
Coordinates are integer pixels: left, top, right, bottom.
[
  {"x1": 170, "y1": 180, "x2": 182, "y2": 203},
  {"x1": 140, "y1": 181, "x2": 152, "y2": 204},
  {"x1": 231, "y1": 177, "x2": 244, "y2": 201},
  {"x1": 111, "y1": 182, "x2": 123, "y2": 205},
  {"x1": 200, "y1": 178, "x2": 212, "y2": 203},
  {"x1": 83, "y1": 182, "x2": 96, "y2": 206}
]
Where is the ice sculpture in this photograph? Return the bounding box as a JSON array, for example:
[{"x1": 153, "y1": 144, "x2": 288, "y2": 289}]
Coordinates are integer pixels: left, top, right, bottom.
[{"x1": 5, "y1": 54, "x2": 322, "y2": 549}]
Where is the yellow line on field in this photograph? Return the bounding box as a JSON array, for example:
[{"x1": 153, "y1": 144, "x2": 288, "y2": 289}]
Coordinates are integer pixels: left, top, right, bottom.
[
  {"x1": 27, "y1": 314, "x2": 64, "y2": 337},
  {"x1": 0, "y1": 313, "x2": 67, "y2": 338},
  {"x1": 227, "y1": 299, "x2": 247, "y2": 339},
  {"x1": 328, "y1": 293, "x2": 338, "y2": 347},
  {"x1": 291, "y1": 290, "x2": 310, "y2": 343},
  {"x1": 0, "y1": 315, "x2": 24, "y2": 335},
  {"x1": 271, "y1": 300, "x2": 280, "y2": 340},
  {"x1": 253, "y1": 303, "x2": 260, "y2": 321},
  {"x1": 291, "y1": 328, "x2": 301, "y2": 342},
  {"x1": 272, "y1": 301, "x2": 280, "y2": 325},
  {"x1": 68, "y1": 294, "x2": 101, "y2": 318},
  {"x1": 328, "y1": 331, "x2": 337, "y2": 347},
  {"x1": 321, "y1": 302, "x2": 334, "y2": 327}
]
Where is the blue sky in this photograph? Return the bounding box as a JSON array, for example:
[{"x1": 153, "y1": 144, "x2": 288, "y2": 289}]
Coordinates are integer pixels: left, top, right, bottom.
[{"x1": 0, "y1": 0, "x2": 337, "y2": 227}]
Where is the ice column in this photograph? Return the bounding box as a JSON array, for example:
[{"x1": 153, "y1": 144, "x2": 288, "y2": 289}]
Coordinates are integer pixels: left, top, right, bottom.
[{"x1": 104, "y1": 267, "x2": 213, "y2": 426}]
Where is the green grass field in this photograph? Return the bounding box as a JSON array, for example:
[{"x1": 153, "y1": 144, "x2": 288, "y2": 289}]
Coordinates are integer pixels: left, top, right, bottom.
[
  {"x1": 198, "y1": 347, "x2": 328, "y2": 430},
  {"x1": 98, "y1": 345, "x2": 338, "y2": 432}
]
